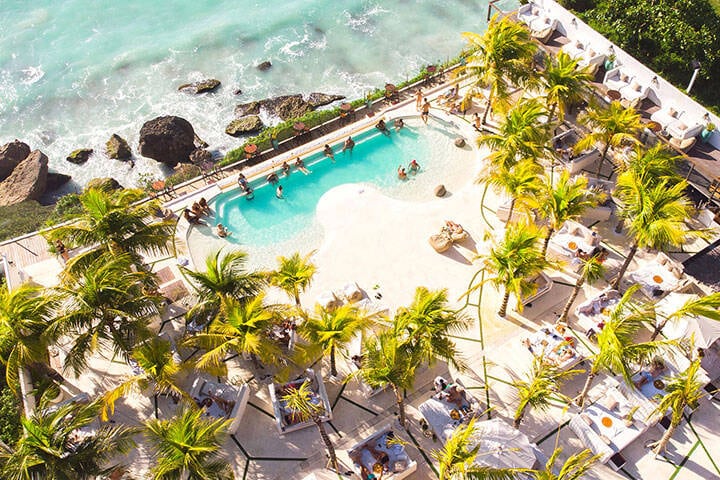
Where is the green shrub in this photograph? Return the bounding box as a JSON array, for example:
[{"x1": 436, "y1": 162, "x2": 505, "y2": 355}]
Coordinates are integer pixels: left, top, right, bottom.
[
  {"x1": 0, "y1": 200, "x2": 54, "y2": 242},
  {"x1": 166, "y1": 164, "x2": 202, "y2": 187},
  {"x1": 44, "y1": 193, "x2": 82, "y2": 226},
  {"x1": 0, "y1": 380, "x2": 21, "y2": 446}
]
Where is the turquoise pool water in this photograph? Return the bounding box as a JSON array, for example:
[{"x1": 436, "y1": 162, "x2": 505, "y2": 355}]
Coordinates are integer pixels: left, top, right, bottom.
[{"x1": 212, "y1": 118, "x2": 470, "y2": 246}]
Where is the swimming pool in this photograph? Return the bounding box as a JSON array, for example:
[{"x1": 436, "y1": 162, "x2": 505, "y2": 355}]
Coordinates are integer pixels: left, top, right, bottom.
[{"x1": 211, "y1": 118, "x2": 474, "y2": 248}]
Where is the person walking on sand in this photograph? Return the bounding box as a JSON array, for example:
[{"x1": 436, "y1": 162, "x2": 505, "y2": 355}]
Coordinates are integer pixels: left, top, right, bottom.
[
  {"x1": 415, "y1": 89, "x2": 423, "y2": 111},
  {"x1": 421, "y1": 98, "x2": 430, "y2": 124}
]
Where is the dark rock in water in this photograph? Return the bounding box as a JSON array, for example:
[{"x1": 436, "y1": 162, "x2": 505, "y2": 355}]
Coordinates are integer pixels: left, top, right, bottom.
[
  {"x1": 0, "y1": 139, "x2": 31, "y2": 182},
  {"x1": 178, "y1": 78, "x2": 221, "y2": 94},
  {"x1": 193, "y1": 133, "x2": 208, "y2": 149},
  {"x1": 45, "y1": 172, "x2": 72, "y2": 192},
  {"x1": 234, "y1": 101, "x2": 261, "y2": 118},
  {"x1": 434, "y1": 184, "x2": 447, "y2": 197},
  {"x1": 0, "y1": 150, "x2": 48, "y2": 207},
  {"x1": 273, "y1": 95, "x2": 310, "y2": 120},
  {"x1": 106, "y1": 134, "x2": 132, "y2": 160},
  {"x1": 189, "y1": 148, "x2": 213, "y2": 165},
  {"x1": 234, "y1": 88, "x2": 243, "y2": 95},
  {"x1": 66, "y1": 148, "x2": 94, "y2": 165},
  {"x1": 225, "y1": 116, "x2": 264, "y2": 137},
  {"x1": 257, "y1": 61, "x2": 272, "y2": 71},
  {"x1": 454, "y1": 137, "x2": 466, "y2": 148},
  {"x1": 138, "y1": 116, "x2": 196, "y2": 167},
  {"x1": 86, "y1": 177, "x2": 123, "y2": 192},
  {"x1": 306, "y1": 92, "x2": 345, "y2": 108}
]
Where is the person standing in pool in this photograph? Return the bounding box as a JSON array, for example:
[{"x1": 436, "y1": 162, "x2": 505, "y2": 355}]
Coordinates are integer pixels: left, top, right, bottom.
[
  {"x1": 342, "y1": 136, "x2": 355, "y2": 153},
  {"x1": 323, "y1": 144, "x2": 335, "y2": 162},
  {"x1": 421, "y1": 99, "x2": 430, "y2": 124},
  {"x1": 276, "y1": 185, "x2": 284, "y2": 199},
  {"x1": 409, "y1": 159, "x2": 420, "y2": 173}
]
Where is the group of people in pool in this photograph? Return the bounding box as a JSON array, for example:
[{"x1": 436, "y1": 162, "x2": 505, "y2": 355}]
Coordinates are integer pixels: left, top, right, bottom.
[
  {"x1": 183, "y1": 197, "x2": 230, "y2": 238},
  {"x1": 397, "y1": 159, "x2": 420, "y2": 180}
]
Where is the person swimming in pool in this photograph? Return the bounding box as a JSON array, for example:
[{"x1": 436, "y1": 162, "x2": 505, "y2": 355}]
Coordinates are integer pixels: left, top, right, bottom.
[
  {"x1": 276, "y1": 185, "x2": 284, "y2": 199},
  {"x1": 323, "y1": 144, "x2": 335, "y2": 162}
]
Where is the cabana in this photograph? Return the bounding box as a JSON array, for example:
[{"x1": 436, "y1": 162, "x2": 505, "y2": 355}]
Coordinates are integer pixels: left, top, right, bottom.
[
  {"x1": 575, "y1": 289, "x2": 621, "y2": 335},
  {"x1": 419, "y1": 378, "x2": 481, "y2": 442},
  {"x1": 627, "y1": 251, "x2": 685, "y2": 299},
  {"x1": 268, "y1": 368, "x2": 332, "y2": 434},
  {"x1": 547, "y1": 220, "x2": 601, "y2": 270},
  {"x1": 347, "y1": 428, "x2": 417, "y2": 480},
  {"x1": 190, "y1": 376, "x2": 249, "y2": 435},
  {"x1": 655, "y1": 292, "x2": 720, "y2": 349}
]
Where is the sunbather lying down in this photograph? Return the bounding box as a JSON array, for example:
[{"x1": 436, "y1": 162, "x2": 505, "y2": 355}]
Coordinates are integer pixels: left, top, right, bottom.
[{"x1": 442, "y1": 220, "x2": 468, "y2": 242}]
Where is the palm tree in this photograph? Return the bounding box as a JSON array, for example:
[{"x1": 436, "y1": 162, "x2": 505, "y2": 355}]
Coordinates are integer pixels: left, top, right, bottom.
[
  {"x1": 512, "y1": 357, "x2": 582, "y2": 429},
  {"x1": 536, "y1": 171, "x2": 598, "y2": 256},
  {"x1": 477, "y1": 100, "x2": 550, "y2": 171},
  {"x1": 651, "y1": 292, "x2": 720, "y2": 340},
  {"x1": 615, "y1": 143, "x2": 679, "y2": 184},
  {"x1": 529, "y1": 447, "x2": 599, "y2": 480},
  {"x1": 0, "y1": 284, "x2": 57, "y2": 390},
  {"x1": 281, "y1": 381, "x2": 338, "y2": 471},
  {"x1": 144, "y1": 406, "x2": 234, "y2": 480},
  {"x1": 52, "y1": 254, "x2": 160, "y2": 375},
  {"x1": 46, "y1": 187, "x2": 174, "y2": 269},
  {"x1": 575, "y1": 287, "x2": 671, "y2": 408},
  {"x1": 432, "y1": 417, "x2": 520, "y2": 480},
  {"x1": 462, "y1": 15, "x2": 538, "y2": 124},
  {"x1": 648, "y1": 359, "x2": 706, "y2": 455},
  {"x1": 557, "y1": 257, "x2": 606, "y2": 324},
  {"x1": 611, "y1": 176, "x2": 697, "y2": 290},
  {"x1": 395, "y1": 286, "x2": 471, "y2": 371},
  {"x1": 0, "y1": 400, "x2": 136, "y2": 479},
  {"x1": 542, "y1": 51, "x2": 593, "y2": 123},
  {"x1": 101, "y1": 336, "x2": 189, "y2": 420},
  {"x1": 472, "y1": 222, "x2": 551, "y2": 318},
  {"x1": 185, "y1": 293, "x2": 286, "y2": 374},
  {"x1": 182, "y1": 249, "x2": 266, "y2": 325},
  {"x1": 483, "y1": 160, "x2": 543, "y2": 225},
  {"x1": 575, "y1": 101, "x2": 643, "y2": 178},
  {"x1": 357, "y1": 328, "x2": 420, "y2": 429},
  {"x1": 269, "y1": 251, "x2": 316, "y2": 307},
  {"x1": 299, "y1": 303, "x2": 371, "y2": 377}
]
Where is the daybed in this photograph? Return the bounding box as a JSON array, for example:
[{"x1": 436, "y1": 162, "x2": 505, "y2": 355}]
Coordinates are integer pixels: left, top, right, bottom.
[
  {"x1": 666, "y1": 112, "x2": 704, "y2": 140},
  {"x1": 547, "y1": 220, "x2": 600, "y2": 269},
  {"x1": 561, "y1": 38, "x2": 588, "y2": 60},
  {"x1": 529, "y1": 16, "x2": 558, "y2": 44},
  {"x1": 583, "y1": 176, "x2": 614, "y2": 222},
  {"x1": 627, "y1": 251, "x2": 685, "y2": 299},
  {"x1": 603, "y1": 67, "x2": 634, "y2": 93},
  {"x1": 419, "y1": 378, "x2": 480, "y2": 442},
  {"x1": 576, "y1": 47, "x2": 606, "y2": 74},
  {"x1": 190, "y1": 377, "x2": 249, "y2": 435},
  {"x1": 520, "y1": 272, "x2": 553, "y2": 307},
  {"x1": 348, "y1": 428, "x2": 417, "y2": 480},
  {"x1": 650, "y1": 105, "x2": 684, "y2": 130},
  {"x1": 618, "y1": 78, "x2": 651, "y2": 104},
  {"x1": 522, "y1": 324, "x2": 584, "y2": 370},
  {"x1": 268, "y1": 368, "x2": 332, "y2": 434},
  {"x1": 517, "y1": 2, "x2": 542, "y2": 26},
  {"x1": 655, "y1": 292, "x2": 720, "y2": 349},
  {"x1": 552, "y1": 129, "x2": 601, "y2": 175},
  {"x1": 574, "y1": 289, "x2": 621, "y2": 335}
]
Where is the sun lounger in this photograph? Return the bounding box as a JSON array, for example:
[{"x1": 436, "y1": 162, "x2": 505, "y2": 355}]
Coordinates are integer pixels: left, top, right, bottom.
[
  {"x1": 419, "y1": 378, "x2": 480, "y2": 442},
  {"x1": 618, "y1": 78, "x2": 651, "y2": 104},
  {"x1": 561, "y1": 39, "x2": 588, "y2": 60},
  {"x1": 603, "y1": 67, "x2": 633, "y2": 93},
  {"x1": 576, "y1": 46, "x2": 606, "y2": 74},
  {"x1": 650, "y1": 105, "x2": 684, "y2": 130},
  {"x1": 627, "y1": 251, "x2": 684, "y2": 299},
  {"x1": 547, "y1": 220, "x2": 601, "y2": 269},
  {"x1": 268, "y1": 368, "x2": 332, "y2": 434},
  {"x1": 575, "y1": 289, "x2": 621, "y2": 334},
  {"x1": 666, "y1": 112, "x2": 704, "y2": 140},
  {"x1": 529, "y1": 16, "x2": 558, "y2": 43},
  {"x1": 517, "y1": 2, "x2": 542, "y2": 26},
  {"x1": 569, "y1": 415, "x2": 614, "y2": 464},
  {"x1": 348, "y1": 428, "x2": 417, "y2": 480},
  {"x1": 190, "y1": 376, "x2": 249, "y2": 435}
]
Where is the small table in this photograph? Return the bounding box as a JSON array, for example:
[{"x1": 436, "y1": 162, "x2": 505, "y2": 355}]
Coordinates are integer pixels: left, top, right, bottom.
[{"x1": 607, "y1": 90, "x2": 621, "y2": 102}]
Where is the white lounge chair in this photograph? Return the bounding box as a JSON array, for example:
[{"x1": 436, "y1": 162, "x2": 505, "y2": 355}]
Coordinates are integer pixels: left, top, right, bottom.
[
  {"x1": 189, "y1": 377, "x2": 249, "y2": 435},
  {"x1": 603, "y1": 67, "x2": 633, "y2": 92},
  {"x1": 561, "y1": 38, "x2": 587, "y2": 60},
  {"x1": 529, "y1": 16, "x2": 558, "y2": 43},
  {"x1": 348, "y1": 428, "x2": 418, "y2": 480},
  {"x1": 627, "y1": 251, "x2": 684, "y2": 299},
  {"x1": 650, "y1": 105, "x2": 684, "y2": 130},
  {"x1": 517, "y1": 2, "x2": 542, "y2": 26},
  {"x1": 618, "y1": 78, "x2": 650, "y2": 104},
  {"x1": 666, "y1": 112, "x2": 704, "y2": 140},
  {"x1": 577, "y1": 47, "x2": 606, "y2": 74},
  {"x1": 575, "y1": 289, "x2": 621, "y2": 334}
]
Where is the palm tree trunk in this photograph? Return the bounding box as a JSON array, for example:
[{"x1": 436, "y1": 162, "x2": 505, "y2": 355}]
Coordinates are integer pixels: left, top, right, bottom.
[
  {"x1": 513, "y1": 405, "x2": 527, "y2": 429},
  {"x1": 329, "y1": 345, "x2": 337, "y2": 377},
  {"x1": 498, "y1": 291, "x2": 511, "y2": 318},
  {"x1": 611, "y1": 242, "x2": 638, "y2": 290},
  {"x1": 652, "y1": 421, "x2": 678, "y2": 455},
  {"x1": 506, "y1": 198, "x2": 516, "y2": 225},
  {"x1": 542, "y1": 227, "x2": 555, "y2": 257},
  {"x1": 393, "y1": 385, "x2": 407, "y2": 429},
  {"x1": 651, "y1": 319, "x2": 667, "y2": 341},
  {"x1": 314, "y1": 417, "x2": 339, "y2": 471},
  {"x1": 558, "y1": 277, "x2": 585, "y2": 324},
  {"x1": 481, "y1": 89, "x2": 495, "y2": 125},
  {"x1": 595, "y1": 143, "x2": 610, "y2": 178},
  {"x1": 549, "y1": 102, "x2": 558, "y2": 125},
  {"x1": 575, "y1": 371, "x2": 596, "y2": 408},
  {"x1": 293, "y1": 287, "x2": 301, "y2": 307}
]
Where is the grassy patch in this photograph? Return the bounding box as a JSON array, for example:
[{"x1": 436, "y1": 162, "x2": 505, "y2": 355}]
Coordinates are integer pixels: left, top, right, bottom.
[{"x1": 0, "y1": 201, "x2": 54, "y2": 242}]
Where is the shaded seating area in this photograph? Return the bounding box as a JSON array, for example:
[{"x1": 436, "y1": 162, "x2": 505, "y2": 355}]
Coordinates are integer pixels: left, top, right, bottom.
[
  {"x1": 419, "y1": 377, "x2": 481, "y2": 442},
  {"x1": 627, "y1": 251, "x2": 685, "y2": 299},
  {"x1": 189, "y1": 376, "x2": 250, "y2": 435},
  {"x1": 575, "y1": 289, "x2": 621, "y2": 335},
  {"x1": 519, "y1": 272, "x2": 553, "y2": 307},
  {"x1": 347, "y1": 428, "x2": 417, "y2": 480},
  {"x1": 547, "y1": 220, "x2": 601, "y2": 270},
  {"x1": 551, "y1": 128, "x2": 601, "y2": 175},
  {"x1": 268, "y1": 369, "x2": 332, "y2": 434},
  {"x1": 521, "y1": 324, "x2": 584, "y2": 370}
]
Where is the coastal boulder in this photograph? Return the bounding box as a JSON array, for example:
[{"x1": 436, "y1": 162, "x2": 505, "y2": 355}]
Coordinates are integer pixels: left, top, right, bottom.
[
  {"x1": 86, "y1": 177, "x2": 123, "y2": 192},
  {"x1": 189, "y1": 148, "x2": 212, "y2": 165},
  {"x1": 271, "y1": 95, "x2": 310, "y2": 120},
  {"x1": 306, "y1": 92, "x2": 345, "y2": 108},
  {"x1": 0, "y1": 140, "x2": 31, "y2": 182},
  {"x1": 434, "y1": 185, "x2": 447, "y2": 197},
  {"x1": 45, "y1": 172, "x2": 72, "y2": 192},
  {"x1": 234, "y1": 101, "x2": 261, "y2": 118},
  {"x1": 257, "y1": 61, "x2": 272, "y2": 71},
  {"x1": 0, "y1": 150, "x2": 49, "y2": 207},
  {"x1": 178, "y1": 78, "x2": 221, "y2": 94},
  {"x1": 225, "y1": 116, "x2": 264, "y2": 137},
  {"x1": 106, "y1": 134, "x2": 132, "y2": 160},
  {"x1": 138, "y1": 116, "x2": 196, "y2": 167},
  {"x1": 66, "y1": 148, "x2": 94, "y2": 165}
]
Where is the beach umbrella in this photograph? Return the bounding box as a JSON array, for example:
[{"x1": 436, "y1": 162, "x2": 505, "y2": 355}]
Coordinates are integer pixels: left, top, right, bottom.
[
  {"x1": 657, "y1": 293, "x2": 720, "y2": 349},
  {"x1": 469, "y1": 418, "x2": 536, "y2": 469}
]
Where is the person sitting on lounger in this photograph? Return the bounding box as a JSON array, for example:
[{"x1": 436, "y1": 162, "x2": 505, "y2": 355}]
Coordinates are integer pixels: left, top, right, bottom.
[
  {"x1": 633, "y1": 358, "x2": 667, "y2": 388},
  {"x1": 443, "y1": 384, "x2": 469, "y2": 410},
  {"x1": 191, "y1": 202, "x2": 205, "y2": 217}
]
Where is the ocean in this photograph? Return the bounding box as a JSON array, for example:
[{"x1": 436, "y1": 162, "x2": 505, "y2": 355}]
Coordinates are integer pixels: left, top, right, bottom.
[{"x1": 0, "y1": 0, "x2": 516, "y2": 197}]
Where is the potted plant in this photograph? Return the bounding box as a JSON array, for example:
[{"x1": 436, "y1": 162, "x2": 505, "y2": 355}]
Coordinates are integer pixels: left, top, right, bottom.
[
  {"x1": 701, "y1": 122, "x2": 716, "y2": 143},
  {"x1": 604, "y1": 54, "x2": 616, "y2": 71}
]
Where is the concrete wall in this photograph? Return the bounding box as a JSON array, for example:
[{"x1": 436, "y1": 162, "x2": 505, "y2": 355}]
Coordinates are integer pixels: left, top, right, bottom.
[{"x1": 533, "y1": 0, "x2": 720, "y2": 149}]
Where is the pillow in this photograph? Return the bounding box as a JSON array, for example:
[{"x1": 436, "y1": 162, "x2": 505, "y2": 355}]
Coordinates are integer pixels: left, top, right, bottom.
[
  {"x1": 544, "y1": 17, "x2": 552, "y2": 25},
  {"x1": 532, "y1": 7, "x2": 540, "y2": 15},
  {"x1": 657, "y1": 255, "x2": 668, "y2": 266},
  {"x1": 575, "y1": 40, "x2": 583, "y2": 49},
  {"x1": 587, "y1": 49, "x2": 597, "y2": 58},
  {"x1": 581, "y1": 413, "x2": 593, "y2": 425},
  {"x1": 603, "y1": 397, "x2": 619, "y2": 411},
  {"x1": 620, "y1": 72, "x2": 629, "y2": 82},
  {"x1": 629, "y1": 80, "x2": 641, "y2": 91},
  {"x1": 675, "y1": 122, "x2": 688, "y2": 131},
  {"x1": 671, "y1": 267, "x2": 683, "y2": 279},
  {"x1": 668, "y1": 107, "x2": 677, "y2": 118}
]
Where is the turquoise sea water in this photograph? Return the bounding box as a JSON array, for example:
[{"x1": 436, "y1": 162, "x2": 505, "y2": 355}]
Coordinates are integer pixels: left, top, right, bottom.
[
  {"x1": 213, "y1": 117, "x2": 469, "y2": 246},
  {"x1": 0, "y1": 0, "x2": 516, "y2": 193}
]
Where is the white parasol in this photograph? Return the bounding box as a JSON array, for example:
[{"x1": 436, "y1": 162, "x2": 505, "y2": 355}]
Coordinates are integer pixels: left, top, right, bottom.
[{"x1": 656, "y1": 293, "x2": 720, "y2": 349}]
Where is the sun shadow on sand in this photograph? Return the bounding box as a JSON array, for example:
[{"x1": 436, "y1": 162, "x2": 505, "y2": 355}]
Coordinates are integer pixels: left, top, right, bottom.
[{"x1": 439, "y1": 234, "x2": 480, "y2": 265}]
